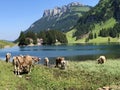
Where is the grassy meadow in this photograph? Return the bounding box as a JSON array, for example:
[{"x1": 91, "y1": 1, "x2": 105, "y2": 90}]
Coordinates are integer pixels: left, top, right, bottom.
[{"x1": 0, "y1": 59, "x2": 120, "y2": 90}]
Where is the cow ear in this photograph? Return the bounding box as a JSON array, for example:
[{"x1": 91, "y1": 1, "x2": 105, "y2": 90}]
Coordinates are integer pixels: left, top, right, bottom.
[{"x1": 16, "y1": 56, "x2": 18, "y2": 59}]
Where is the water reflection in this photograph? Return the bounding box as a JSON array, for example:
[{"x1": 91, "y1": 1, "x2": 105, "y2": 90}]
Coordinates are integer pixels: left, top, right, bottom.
[{"x1": 0, "y1": 43, "x2": 120, "y2": 63}]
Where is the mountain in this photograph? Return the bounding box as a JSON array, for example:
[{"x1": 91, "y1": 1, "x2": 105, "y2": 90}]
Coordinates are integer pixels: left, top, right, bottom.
[
  {"x1": 25, "y1": 2, "x2": 91, "y2": 33},
  {"x1": 73, "y1": 0, "x2": 120, "y2": 40}
]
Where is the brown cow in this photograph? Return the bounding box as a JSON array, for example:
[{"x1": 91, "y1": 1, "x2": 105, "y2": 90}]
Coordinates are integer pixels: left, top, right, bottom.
[
  {"x1": 44, "y1": 57, "x2": 49, "y2": 66},
  {"x1": 55, "y1": 57, "x2": 67, "y2": 69},
  {"x1": 22, "y1": 55, "x2": 33, "y2": 73},
  {"x1": 97, "y1": 56, "x2": 106, "y2": 64},
  {"x1": 12, "y1": 55, "x2": 24, "y2": 75},
  {"x1": 21, "y1": 55, "x2": 40, "y2": 73},
  {"x1": 6, "y1": 53, "x2": 11, "y2": 63},
  {"x1": 13, "y1": 55, "x2": 40, "y2": 75}
]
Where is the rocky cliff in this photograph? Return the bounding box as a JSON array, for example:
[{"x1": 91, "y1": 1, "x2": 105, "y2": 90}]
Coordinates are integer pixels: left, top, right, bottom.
[{"x1": 43, "y1": 2, "x2": 83, "y2": 17}]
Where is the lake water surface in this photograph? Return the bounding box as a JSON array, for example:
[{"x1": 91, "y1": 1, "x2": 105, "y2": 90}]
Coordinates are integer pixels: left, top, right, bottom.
[{"x1": 0, "y1": 43, "x2": 120, "y2": 64}]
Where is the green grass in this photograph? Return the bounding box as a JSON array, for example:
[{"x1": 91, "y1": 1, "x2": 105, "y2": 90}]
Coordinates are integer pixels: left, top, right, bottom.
[
  {"x1": 66, "y1": 29, "x2": 86, "y2": 43},
  {"x1": 88, "y1": 37, "x2": 119, "y2": 43},
  {"x1": 0, "y1": 59, "x2": 120, "y2": 89},
  {"x1": 66, "y1": 29, "x2": 76, "y2": 43}
]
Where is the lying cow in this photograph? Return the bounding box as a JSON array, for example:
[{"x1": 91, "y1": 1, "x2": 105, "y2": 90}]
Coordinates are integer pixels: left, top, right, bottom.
[
  {"x1": 44, "y1": 57, "x2": 49, "y2": 66},
  {"x1": 13, "y1": 55, "x2": 40, "y2": 75},
  {"x1": 97, "y1": 56, "x2": 106, "y2": 64},
  {"x1": 55, "y1": 57, "x2": 67, "y2": 69},
  {"x1": 6, "y1": 53, "x2": 11, "y2": 63}
]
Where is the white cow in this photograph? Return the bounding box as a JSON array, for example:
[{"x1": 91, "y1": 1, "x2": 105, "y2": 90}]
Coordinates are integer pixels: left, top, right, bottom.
[{"x1": 97, "y1": 56, "x2": 106, "y2": 64}]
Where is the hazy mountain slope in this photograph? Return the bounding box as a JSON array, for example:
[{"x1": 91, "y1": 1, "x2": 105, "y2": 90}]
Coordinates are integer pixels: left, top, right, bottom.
[
  {"x1": 25, "y1": 2, "x2": 91, "y2": 33},
  {"x1": 0, "y1": 40, "x2": 15, "y2": 48}
]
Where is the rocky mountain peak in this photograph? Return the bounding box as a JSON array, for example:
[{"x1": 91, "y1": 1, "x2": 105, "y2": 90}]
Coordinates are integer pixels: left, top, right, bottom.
[
  {"x1": 67, "y1": 2, "x2": 84, "y2": 7},
  {"x1": 43, "y1": 2, "x2": 84, "y2": 17}
]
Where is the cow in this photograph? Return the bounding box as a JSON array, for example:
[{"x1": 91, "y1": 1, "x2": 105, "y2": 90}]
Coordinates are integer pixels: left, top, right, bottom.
[
  {"x1": 22, "y1": 55, "x2": 40, "y2": 73},
  {"x1": 12, "y1": 55, "x2": 24, "y2": 75},
  {"x1": 60, "y1": 60, "x2": 67, "y2": 69},
  {"x1": 13, "y1": 55, "x2": 40, "y2": 75},
  {"x1": 44, "y1": 57, "x2": 49, "y2": 66},
  {"x1": 22, "y1": 55, "x2": 33, "y2": 73},
  {"x1": 97, "y1": 56, "x2": 106, "y2": 64},
  {"x1": 55, "y1": 57, "x2": 67, "y2": 69},
  {"x1": 5, "y1": 53, "x2": 11, "y2": 63}
]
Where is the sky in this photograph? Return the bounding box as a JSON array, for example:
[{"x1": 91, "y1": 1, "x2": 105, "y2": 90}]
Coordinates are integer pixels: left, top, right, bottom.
[{"x1": 0, "y1": 0, "x2": 99, "y2": 41}]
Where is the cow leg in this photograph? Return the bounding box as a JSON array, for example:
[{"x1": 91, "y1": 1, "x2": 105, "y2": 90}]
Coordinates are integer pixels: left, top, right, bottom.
[
  {"x1": 55, "y1": 62, "x2": 59, "y2": 67},
  {"x1": 14, "y1": 65, "x2": 17, "y2": 75},
  {"x1": 17, "y1": 67, "x2": 20, "y2": 75},
  {"x1": 27, "y1": 65, "x2": 31, "y2": 74},
  {"x1": 17, "y1": 67, "x2": 19, "y2": 75},
  {"x1": 6, "y1": 58, "x2": 8, "y2": 63},
  {"x1": 46, "y1": 62, "x2": 48, "y2": 66},
  {"x1": 29, "y1": 65, "x2": 32, "y2": 73}
]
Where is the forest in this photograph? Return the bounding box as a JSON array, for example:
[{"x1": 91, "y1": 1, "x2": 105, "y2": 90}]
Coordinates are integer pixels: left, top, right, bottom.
[{"x1": 17, "y1": 30, "x2": 68, "y2": 46}]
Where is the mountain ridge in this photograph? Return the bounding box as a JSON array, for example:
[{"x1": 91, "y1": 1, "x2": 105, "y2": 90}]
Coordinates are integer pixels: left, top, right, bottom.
[
  {"x1": 43, "y1": 2, "x2": 84, "y2": 17},
  {"x1": 25, "y1": 2, "x2": 91, "y2": 33}
]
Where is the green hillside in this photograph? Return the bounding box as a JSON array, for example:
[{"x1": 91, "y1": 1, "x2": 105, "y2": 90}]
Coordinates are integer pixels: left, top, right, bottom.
[
  {"x1": 66, "y1": 29, "x2": 86, "y2": 43},
  {"x1": 69, "y1": 0, "x2": 120, "y2": 43},
  {"x1": 0, "y1": 40, "x2": 15, "y2": 48},
  {"x1": 66, "y1": 18, "x2": 119, "y2": 43}
]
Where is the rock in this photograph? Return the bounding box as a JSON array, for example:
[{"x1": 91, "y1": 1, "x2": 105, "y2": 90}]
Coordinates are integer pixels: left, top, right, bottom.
[
  {"x1": 97, "y1": 86, "x2": 112, "y2": 90},
  {"x1": 18, "y1": 75, "x2": 22, "y2": 78}
]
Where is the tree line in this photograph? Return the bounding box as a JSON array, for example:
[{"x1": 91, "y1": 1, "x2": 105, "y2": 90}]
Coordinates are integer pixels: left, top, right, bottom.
[
  {"x1": 17, "y1": 30, "x2": 68, "y2": 46},
  {"x1": 99, "y1": 23, "x2": 120, "y2": 38},
  {"x1": 84, "y1": 23, "x2": 120, "y2": 42}
]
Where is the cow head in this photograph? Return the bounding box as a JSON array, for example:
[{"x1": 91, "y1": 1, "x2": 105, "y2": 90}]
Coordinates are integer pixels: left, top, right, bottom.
[{"x1": 32, "y1": 56, "x2": 41, "y2": 63}]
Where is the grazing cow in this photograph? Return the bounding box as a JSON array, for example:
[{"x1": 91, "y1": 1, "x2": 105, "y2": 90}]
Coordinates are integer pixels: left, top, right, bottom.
[
  {"x1": 60, "y1": 60, "x2": 67, "y2": 69},
  {"x1": 44, "y1": 57, "x2": 49, "y2": 66},
  {"x1": 97, "y1": 56, "x2": 106, "y2": 64},
  {"x1": 21, "y1": 55, "x2": 40, "y2": 73},
  {"x1": 22, "y1": 55, "x2": 33, "y2": 73},
  {"x1": 5, "y1": 53, "x2": 11, "y2": 62},
  {"x1": 55, "y1": 57, "x2": 67, "y2": 69}
]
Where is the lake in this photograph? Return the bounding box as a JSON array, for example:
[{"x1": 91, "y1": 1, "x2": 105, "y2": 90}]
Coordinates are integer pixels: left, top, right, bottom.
[{"x1": 0, "y1": 43, "x2": 120, "y2": 64}]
